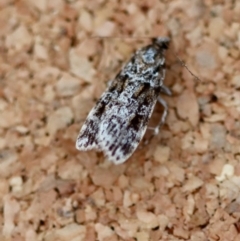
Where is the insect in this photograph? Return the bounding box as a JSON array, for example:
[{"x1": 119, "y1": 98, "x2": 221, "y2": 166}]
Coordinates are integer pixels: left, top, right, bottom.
[{"x1": 76, "y1": 37, "x2": 171, "y2": 164}]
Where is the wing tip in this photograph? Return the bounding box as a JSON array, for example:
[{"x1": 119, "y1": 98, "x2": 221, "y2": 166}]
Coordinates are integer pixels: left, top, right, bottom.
[
  {"x1": 76, "y1": 136, "x2": 98, "y2": 151},
  {"x1": 102, "y1": 146, "x2": 135, "y2": 165}
]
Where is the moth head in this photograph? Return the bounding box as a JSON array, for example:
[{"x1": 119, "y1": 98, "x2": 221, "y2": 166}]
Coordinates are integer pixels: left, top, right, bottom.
[
  {"x1": 152, "y1": 37, "x2": 170, "y2": 50},
  {"x1": 141, "y1": 37, "x2": 170, "y2": 64}
]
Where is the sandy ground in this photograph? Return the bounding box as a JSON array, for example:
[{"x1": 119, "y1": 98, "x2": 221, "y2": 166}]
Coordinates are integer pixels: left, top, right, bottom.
[{"x1": 1, "y1": 0, "x2": 240, "y2": 240}]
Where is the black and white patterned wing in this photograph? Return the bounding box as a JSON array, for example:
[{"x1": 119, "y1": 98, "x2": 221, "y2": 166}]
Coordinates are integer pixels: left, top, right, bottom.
[
  {"x1": 76, "y1": 91, "x2": 113, "y2": 151},
  {"x1": 76, "y1": 74, "x2": 128, "y2": 151},
  {"x1": 76, "y1": 37, "x2": 170, "y2": 163},
  {"x1": 97, "y1": 83, "x2": 160, "y2": 164}
]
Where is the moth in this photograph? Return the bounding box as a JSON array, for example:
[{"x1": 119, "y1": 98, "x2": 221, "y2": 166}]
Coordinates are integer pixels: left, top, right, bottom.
[{"x1": 76, "y1": 37, "x2": 171, "y2": 164}]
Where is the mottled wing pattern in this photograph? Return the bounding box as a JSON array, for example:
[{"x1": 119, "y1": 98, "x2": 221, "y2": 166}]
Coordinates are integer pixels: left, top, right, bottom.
[
  {"x1": 75, "y1": 92, "x2": 112, "y2": 150},
  {"x1": 98, "y1": 82, "x2": 160, "y2": 164},
  {"x1": 76, "y1": 74, "x2": 130, "y2": 151},
  {"x1": 76, "y1": 37, "x2": 170, "y2": 164}
]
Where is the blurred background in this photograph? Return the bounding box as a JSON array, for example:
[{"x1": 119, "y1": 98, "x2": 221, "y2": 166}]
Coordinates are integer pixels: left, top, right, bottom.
[{"x1": 0, "y1": 0, "x2": 240, "y2": 240}]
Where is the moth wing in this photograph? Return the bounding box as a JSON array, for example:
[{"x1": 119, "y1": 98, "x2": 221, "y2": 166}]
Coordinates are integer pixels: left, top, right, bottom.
[
  {"x1": 98, "y1": 91, "x2": 158, "y2": 164},
  {"x1": 76, "y1": 92, "x2": 112, "y2": 151},
  {"x1": 76, "y1": 73, "x2": 131, "y2": 152}
]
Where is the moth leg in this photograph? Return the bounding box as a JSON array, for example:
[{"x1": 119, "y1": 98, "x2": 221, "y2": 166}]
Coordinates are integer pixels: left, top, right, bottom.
[
  {"x1": 160, "y1": 84, "x2": 172, "y2": 96},
  {"x1": 148, "y1": 97, "x2": 168, "y2": 136}
]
